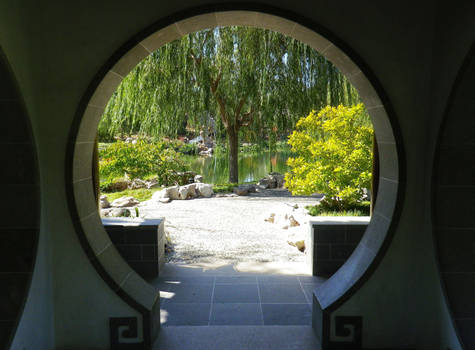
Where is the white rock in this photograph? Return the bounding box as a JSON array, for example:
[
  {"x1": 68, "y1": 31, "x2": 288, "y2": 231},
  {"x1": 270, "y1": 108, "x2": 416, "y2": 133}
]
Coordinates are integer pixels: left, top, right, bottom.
[
  {"x1": 99, "y1": 195, "x2": 110, "y2": 209},
  {"x1": 178, "y1": 186, "x2": 189, "y2": 200},
  {"x1": 102, "y1": 208, "x2": 130, "y2": 217},
  {"x1": 166, "y1": 186, "x2": 180, "y2": 200},
  {"x1": 100, "y1": 208, "x2": 112, "y2": 216},
  {"x1": 151, "y1": 188, "x2": 167, "y2": 200},
  {"x1": 158, "y1": 197, "x2": 171, "y2": 203},
  {"x1": 110, "y1": 196, "x2": 139, "y2": 208},
  {"x1": 195, "y1": 183, "x2": 213, "y2": 198},
  {"x1": 179, "y1": 184, "x2": 197, "y2": 200},
  {"x1": 128, "y1": 178, "x2": 147, "y2": 190},
  {"x1": 194, "y1": 175, "x2": 204, "y2": 183},
  {"x1": 151, "y1": 185, "x2": 181, "y2": 201}
]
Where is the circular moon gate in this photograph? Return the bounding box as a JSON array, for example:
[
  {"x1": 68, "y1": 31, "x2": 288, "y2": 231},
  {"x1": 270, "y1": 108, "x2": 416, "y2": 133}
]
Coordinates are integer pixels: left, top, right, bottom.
[{"x1": 67, "y1": 9, "x2": 403, "y2": 347}]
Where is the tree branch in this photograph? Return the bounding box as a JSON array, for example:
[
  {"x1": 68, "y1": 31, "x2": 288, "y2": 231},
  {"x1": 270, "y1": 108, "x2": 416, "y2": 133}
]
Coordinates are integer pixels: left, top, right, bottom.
[
  {"x1": 235, "y1": 96, "x2": 247, "y2": 120},
  {"x1": 237, "y1": 106, "x2": 255, "y2": 128},
  {"x1": 189, "y1": 49, "x2": 201, "y2": 66},
  {"x1": 200, "y1": 30, "x2": 212, "y2": 50},
  {"x1": 215, "y1": 94, "x2": 229, "y2": 129},
  {"x1": 210, "y1": 71, "x2": 222, "y2": 94}
]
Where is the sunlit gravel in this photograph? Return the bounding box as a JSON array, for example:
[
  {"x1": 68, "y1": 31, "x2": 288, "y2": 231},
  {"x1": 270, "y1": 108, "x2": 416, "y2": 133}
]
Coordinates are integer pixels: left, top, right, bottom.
[{"x1": 140, "y1": 191, "x2": 321, "y2": 265}]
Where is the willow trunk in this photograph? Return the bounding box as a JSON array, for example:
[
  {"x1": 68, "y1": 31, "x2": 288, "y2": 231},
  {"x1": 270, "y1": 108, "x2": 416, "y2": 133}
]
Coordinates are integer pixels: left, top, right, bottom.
[{"x1": 228, "y1": 127, "x2": 239, "y2": 183}]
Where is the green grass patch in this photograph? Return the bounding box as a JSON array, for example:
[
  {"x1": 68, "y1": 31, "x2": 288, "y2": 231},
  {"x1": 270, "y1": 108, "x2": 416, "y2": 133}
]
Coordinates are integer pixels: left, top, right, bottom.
[
  {"x1": 305, "y1": 201, "x2": 370, "y2": 216},
  {"x1": 212, "y1": 183, "x2": 238, "y2": 193},
  {"x1": 307, "y1": 208, "x2": 368, "y2": 216},
  {"x1": 102, "y1": 187, "x2": 163, "y2": 202},
  {"x1": 212, "y1": 181, "x2": 257, "y2": 193}
]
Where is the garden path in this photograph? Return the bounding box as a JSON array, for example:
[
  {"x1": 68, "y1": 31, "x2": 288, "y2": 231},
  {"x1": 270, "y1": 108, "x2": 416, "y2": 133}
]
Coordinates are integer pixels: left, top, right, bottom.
[{"x1": 140, "y1": 190, "x2": 322, "y2": 265}]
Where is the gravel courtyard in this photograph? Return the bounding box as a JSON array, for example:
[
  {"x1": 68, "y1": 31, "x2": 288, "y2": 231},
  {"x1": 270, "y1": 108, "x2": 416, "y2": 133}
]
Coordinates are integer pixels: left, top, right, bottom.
[{"x1": 140, "y1": 189, "x2": 321, "y2": 265}]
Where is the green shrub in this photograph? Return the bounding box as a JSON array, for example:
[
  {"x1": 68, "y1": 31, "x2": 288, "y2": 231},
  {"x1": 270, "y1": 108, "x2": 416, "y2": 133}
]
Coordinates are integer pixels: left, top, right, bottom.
[
  {"x1": 99, "y1": 140, "x2": 164, "y2": 180},
  {"x1": 156, "y1": 148, "x2": 193, "y2": 186},
  {"x1": 305, "y1": 201, "x2": 370, "y2": 216},
  {"x1": 99, "y1": 140, "x2": 192, "y2": 186},
  {"x1": 285, "y1": 104, "x2": 373, "y2": 210},
  {"x1": 176, "y1": 142, "x2": 198, "y2": 155}
]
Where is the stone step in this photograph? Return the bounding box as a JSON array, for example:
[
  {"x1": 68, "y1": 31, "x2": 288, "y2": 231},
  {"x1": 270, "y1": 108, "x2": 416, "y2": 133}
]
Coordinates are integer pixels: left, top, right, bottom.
[{"x1": 154, "y1": 325, "x2": 320, "y2": 350}]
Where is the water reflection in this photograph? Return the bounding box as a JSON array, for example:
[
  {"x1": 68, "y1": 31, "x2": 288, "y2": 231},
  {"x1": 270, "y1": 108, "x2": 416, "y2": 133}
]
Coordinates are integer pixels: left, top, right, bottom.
[{"x1": 188, "y1": 151, "x2": 292, "y2": 184}]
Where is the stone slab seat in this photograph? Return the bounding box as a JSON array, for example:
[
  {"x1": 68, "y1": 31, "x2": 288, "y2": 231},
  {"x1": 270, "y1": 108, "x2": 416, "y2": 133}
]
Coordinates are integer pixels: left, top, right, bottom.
[{"x1": 102, "y1": 217, "x2": 166, "y2": 280}]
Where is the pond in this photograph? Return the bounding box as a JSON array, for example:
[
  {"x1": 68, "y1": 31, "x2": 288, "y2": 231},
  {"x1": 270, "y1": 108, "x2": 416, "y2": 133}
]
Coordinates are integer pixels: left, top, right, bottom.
[{"x1": 187, "y1": 151, "x2": 293, "y2": 184}]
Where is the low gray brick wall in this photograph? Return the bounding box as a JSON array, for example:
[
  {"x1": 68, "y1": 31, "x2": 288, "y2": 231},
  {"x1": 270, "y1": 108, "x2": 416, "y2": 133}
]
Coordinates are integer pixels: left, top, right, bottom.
[
  {"x1": 102, "y1": 218, "x2": 165, "y2": 280},
  {"x1": 307, "y1": 218, "x2": 369, "y2": 277}
]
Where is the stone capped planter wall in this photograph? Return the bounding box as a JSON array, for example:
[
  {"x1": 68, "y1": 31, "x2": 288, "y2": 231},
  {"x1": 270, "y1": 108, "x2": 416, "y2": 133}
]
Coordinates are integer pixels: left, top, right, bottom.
[
  {"x1": 307, "y1": 218, "x2": 370, "y2": 277},
  {"x1": 102, "y1": 218, "x2": 165, "y2": 280}
]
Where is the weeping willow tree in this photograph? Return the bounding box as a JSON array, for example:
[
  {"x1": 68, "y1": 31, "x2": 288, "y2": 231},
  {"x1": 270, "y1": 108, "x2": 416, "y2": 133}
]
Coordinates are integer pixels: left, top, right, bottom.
[{"x1": 99, "y1": 26, "x2": 359, "y2": 183}]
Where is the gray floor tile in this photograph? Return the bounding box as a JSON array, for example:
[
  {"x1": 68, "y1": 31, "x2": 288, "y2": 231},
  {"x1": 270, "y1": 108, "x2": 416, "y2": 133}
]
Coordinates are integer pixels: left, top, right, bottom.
[
  {"x1": 154, "y1": 326, "x2": 321, "y2": 350},
  {"x1": 157, "y1": 276, "x2": 215, "y2": 285},
  {"x1": 215, "y1": 276, "x2": 257, "y2": 284},
  {"x1": 160, "y1": 303, "x2": 211, "y2": 326},
  {"x1": 258, "y1": 275, "x2": 300, "y2": 284},
  {"x1": 213, "y1": 284, "x2": 259, "y2": 303},
  {"x1": 301, "y1": 284, "x2": 318, "y2": 304},
  {"x1": 262, "y1": 303, "x2": 312, "y2": 325},
  {"x1": 210, "y1": 303, "x2": 263, "y2": 325},
  {"x1": 259, "y1": 283, "x2": 307, "y2": 303},
  {"x1": 162, "y1": 283, "x2": 213, "y2": 303},
  {"x1": 298, "y1": 276, "x2": 327, "y2": 285}
]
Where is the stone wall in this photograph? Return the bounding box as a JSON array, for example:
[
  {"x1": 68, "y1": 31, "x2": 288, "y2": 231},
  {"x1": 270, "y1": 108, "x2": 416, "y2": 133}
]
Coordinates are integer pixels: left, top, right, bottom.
[
  {"x1": 0, "y1": 49, "x2": 40, "y2": 349},
  {"x1": 307, "y1": 219, "x2": 369, "y2": 277},
  {"x1": 103, "y1": 218, "x2": 165, "y2": 280}
]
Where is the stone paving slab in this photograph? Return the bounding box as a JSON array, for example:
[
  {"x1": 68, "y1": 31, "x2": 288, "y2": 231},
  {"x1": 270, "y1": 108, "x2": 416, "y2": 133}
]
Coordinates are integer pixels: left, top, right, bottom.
[
  {"x1": 152, "y1": 263, "x2": 326, "y2": 327},
  {"x1": 154, "y1": 325, "x2": 321, "y2": 350}
]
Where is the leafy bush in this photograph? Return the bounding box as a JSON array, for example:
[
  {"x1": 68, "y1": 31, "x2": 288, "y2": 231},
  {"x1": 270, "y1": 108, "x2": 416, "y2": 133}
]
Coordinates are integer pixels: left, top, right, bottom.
[
  {"x1": 305, "y1": 201, "x2": 370, "y2": 216},
  {"x1": 99, "y1": 140, "x2": 192, "y2": 186},
  {"x1": 285, "y1": 104, "x2": 373, "y2": 210},
  {"x1": 176, "y1": 142, "x2": 198, "y2": 155},
  {"x1": 156, "y1": 149, "x2": 193, "y2": 186},
  {"x1": 166, "y1": 139, "x2": 198, "y2": 155},
  {"x1": 99, "y1": 140, "x2": 164, "y2": 180}
]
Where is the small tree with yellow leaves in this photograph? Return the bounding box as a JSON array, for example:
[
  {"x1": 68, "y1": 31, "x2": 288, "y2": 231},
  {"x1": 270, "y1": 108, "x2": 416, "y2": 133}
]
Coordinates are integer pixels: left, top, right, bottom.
[{"x1": 285, "y1": 104, "x2": 373, "y2": 210}]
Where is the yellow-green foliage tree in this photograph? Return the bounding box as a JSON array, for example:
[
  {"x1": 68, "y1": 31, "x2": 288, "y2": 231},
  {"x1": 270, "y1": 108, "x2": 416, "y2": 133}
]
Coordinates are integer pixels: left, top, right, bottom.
[{"x1": 285, "y1": 104, "x2": 373, "y2": 210}]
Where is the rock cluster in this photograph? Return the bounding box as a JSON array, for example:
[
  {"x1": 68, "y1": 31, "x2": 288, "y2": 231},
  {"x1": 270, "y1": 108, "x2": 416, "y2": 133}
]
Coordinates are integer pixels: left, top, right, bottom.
[
  {"x1": 110, "y1": 196, "x2": 140, "y2": 208},
  {"x1": 232, "y1": 184, "x2": 257, "y2": 196},
  {"x1": 128, "y1": 178, "x2": 158, "y2": 190},
  {"x1": 100, "y1": 195, "x2": 140, "y2": 217},
  {"x1": 102, "y1": 208, "x2": 131, "y2": 217},
  {"x1": 257, "y1": 172, "x2": 285, "y2": 189},
  {"x1": 151, "y1": 183, "x2": 214, "y2": 202},
  {"x1": 101, "y1": 177, "x2": 159, "y2": 192}
]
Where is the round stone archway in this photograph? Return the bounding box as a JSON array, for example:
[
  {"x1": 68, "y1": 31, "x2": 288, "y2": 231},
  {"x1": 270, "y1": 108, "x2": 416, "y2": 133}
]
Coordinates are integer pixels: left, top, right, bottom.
[{"x1": 66, "y1": 9, "x2": 404, "y2": 348}]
